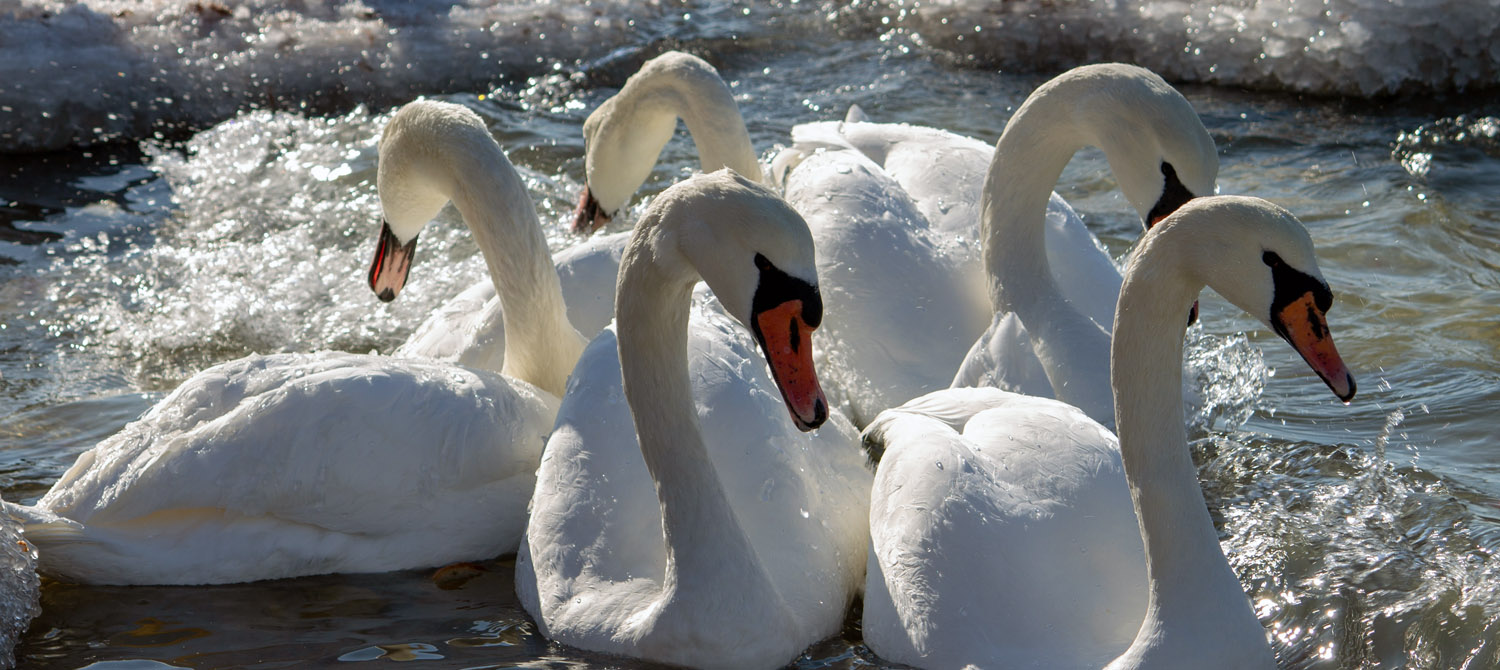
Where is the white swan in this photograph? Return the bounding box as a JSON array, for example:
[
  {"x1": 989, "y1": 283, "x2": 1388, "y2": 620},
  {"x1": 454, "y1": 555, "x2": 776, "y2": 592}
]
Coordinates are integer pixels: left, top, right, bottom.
[
  {"x1": 962, "y1": 64, "x2": 1218, "y2": 425},
  {"x1": 784, "y1": 65, "x2": 1219, "y2": 426},
  {"x1": 516, "y1": 170, "x2": 871, "y2": 670},
  {"x1": 568, "y1": 51, "x2": 985, "y2": 425},
  {"x1": 861, "y1": 195, "x2": 1357, "y2": 669},
  {"x1": 3, "y1": 100, "x2": 583, "y2": 584}
]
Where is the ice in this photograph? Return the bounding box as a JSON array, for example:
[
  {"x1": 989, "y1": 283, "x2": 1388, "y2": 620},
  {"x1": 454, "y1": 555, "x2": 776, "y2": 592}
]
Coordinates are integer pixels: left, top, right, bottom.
[
  {"x1": 0, "y1": 0, "x2": 658, "y2": 152},
  {"x1": 869, "y1": 0, "x2": 1500, "y2": 97},
  {"x1": 4, "y1": 0, "x2": 1499, "y2": 153},
  {"x1": 0, "y1": 514, "x2": 39, "y2": 668}
]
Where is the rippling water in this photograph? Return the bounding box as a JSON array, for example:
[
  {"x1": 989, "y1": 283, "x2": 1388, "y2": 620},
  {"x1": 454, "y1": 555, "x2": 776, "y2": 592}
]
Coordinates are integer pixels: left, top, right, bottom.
[{"x1": 3, "y1": 1, "x2": 1500, "y2": 668}]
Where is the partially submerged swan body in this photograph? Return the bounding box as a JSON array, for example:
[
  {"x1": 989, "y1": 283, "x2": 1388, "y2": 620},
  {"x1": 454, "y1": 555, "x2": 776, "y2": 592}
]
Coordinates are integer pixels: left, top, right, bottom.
[
  {"x1": 862, "y1": 196, "x2": 1356, "y2": 669},
  {"x1": 6, "y1": 100, "x2": 581, "y2": 584},
  {"x1": 8, "y1": 351, "x2": 557, "y2": 585},
  {"x1": 517, "y1": 171, "x2": 870, "y2": 670}
]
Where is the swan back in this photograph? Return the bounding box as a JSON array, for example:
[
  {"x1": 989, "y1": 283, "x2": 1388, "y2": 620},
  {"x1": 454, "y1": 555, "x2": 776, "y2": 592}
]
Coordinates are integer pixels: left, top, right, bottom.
[{"x1": 580, "y1": 52, "x2": 763, "y2": 225}]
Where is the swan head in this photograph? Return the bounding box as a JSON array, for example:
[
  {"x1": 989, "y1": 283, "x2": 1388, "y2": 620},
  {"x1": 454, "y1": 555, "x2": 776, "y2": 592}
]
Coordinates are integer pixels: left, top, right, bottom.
[
  {"x1": 368, "y1": 100, "x2": 497, "y2": 301},
  {"x1": 650, "y1": 169, "x2": 829, "y2": 430},
  {"x1": 572, "y1": 56, "x2": 693, "y2": 234},
  {"x1": 1067, "y1": 64, "x2": 1219, "y2": 229},
  {"x1": 1153, "y1": 196, "x2": 1356, "y2": 402},
  {"x1": 573, "y1": 52, "x2": 757, "y2": 235}
]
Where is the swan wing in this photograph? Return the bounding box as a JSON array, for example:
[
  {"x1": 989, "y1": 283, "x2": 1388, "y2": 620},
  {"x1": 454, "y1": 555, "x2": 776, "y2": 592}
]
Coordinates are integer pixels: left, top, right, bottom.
[
  {"x1": 28, "y1": 351, "x2": 556, "y2": 584},
  {"x1": 863, "y1": 389, "x2": 1147, "y2": 669}
]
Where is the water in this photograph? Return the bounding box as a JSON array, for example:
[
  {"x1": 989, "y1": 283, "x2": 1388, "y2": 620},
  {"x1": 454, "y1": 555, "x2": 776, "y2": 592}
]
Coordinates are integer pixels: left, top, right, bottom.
[{"x1": 3, "y1": 0, "x2": 1500, "y2": 667}]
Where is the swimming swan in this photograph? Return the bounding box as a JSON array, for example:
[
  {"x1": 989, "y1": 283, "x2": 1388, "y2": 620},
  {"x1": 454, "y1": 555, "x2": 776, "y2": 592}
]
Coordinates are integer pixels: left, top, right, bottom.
[
  {"x1": 785, "y1": 65, "x2": 1218, "y2": 426},
  {"x1": 4, "y1": 100, "x2": 582, "y2": 584},
  {"x1": 405, "y1": 50, "x2": 761, "y2": 370},
  {"x1": 516, "y1": 170, "x2": 871, "y2": 670},
  {"x1": 570, "y1": 51, "x2": 984, "y2": 425},
  {"x1": 860, "y1": 195, "x2": 1356, "y2": 669}
]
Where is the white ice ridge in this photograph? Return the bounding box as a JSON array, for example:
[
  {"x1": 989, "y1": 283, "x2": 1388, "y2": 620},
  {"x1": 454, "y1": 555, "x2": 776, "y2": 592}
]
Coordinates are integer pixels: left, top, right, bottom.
[
  {"x1": 0, "y1": 0, "x2": 657, "y2": 152},
  {"x1": 875, "y1": 0, "x2": 1500, "y2": 98}
]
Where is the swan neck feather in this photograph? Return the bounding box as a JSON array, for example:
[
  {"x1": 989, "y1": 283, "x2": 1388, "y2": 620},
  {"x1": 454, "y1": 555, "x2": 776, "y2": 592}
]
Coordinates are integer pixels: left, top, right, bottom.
[
  {"x1": 450, "y1": 154, "x2": 583, "y2": 397},
  {"x1": 614, "y1": 216, "x2": 770, "y2": 598},
  {"x1": 1109, "y1": 225, "x2": 1271, "y2": 667},
  {"x1": 983, "y1": 93, "x2": 1113, "y2": 420}
]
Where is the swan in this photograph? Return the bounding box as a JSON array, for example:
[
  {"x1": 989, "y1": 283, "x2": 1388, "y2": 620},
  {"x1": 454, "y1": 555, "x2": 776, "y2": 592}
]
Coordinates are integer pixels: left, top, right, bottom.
[
  {"x1": 860, "y1": 195, "x2": 1356, "y2": 669},
  {"x1": 3, "y1": 100, "x2": 583, "y2": 584},
  {"x1": 516, "y1": 170, "x2": 871, "y2": 670},
  {"x1": 567, "y1": 51, "x2": 983, "y2": 425},
  {"x1": 784, "y1": 64, "x2": 1219, "y2": 426}
]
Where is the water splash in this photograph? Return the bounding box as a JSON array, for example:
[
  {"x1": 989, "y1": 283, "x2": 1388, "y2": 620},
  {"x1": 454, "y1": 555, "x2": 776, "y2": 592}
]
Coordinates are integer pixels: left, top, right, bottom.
[{"x1": 1208, "y1": 408, "x2": 1500, "y2": 669}]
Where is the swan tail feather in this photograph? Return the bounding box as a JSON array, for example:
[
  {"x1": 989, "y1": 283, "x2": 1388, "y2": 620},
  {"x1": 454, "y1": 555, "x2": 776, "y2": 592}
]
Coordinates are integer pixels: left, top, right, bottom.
[{"x1": 3, "y1": 504, "x2": 87, "y2": 545}]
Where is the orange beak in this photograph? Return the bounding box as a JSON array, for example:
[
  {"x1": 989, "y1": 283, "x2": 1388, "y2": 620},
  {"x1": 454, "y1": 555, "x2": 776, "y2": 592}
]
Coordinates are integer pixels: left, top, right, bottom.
[
  {"x1": 367, "y1": 220, "x2": 418, "y2": 303},
  {"x1": 1273, "y1": 292, "x2": 1356, "y2": 402},
  {"x1": 572, "y1": 185, "x2": 611, "y2": 235},
  {"x1": 753, "y1": 299, "x2": 828, "y2": 431}
]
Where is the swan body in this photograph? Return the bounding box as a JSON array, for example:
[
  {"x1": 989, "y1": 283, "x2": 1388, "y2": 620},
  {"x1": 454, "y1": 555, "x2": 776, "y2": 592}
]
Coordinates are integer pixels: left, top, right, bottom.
[
  {"x1": 862, "y1": 195, "x2": 1356, "y2": 669},
  {"x1": 6, "y1": 100, "x2": 584, "y2": 584},
  {"x1": 517, "y1": 170, "x2": 871, "y2": 669},
  {"x1": 7, "y1": 352, "x2": 557, "y2": 585},
  {"x1": 778, "y1": 147, "x2": 989, "y2": 425}
]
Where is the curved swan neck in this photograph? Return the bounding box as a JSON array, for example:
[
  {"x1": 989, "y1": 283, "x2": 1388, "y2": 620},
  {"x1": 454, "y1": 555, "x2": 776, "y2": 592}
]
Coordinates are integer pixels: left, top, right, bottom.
[
  {"x1": 1109, "y1": 229, "x2": 1268, "y2": 666},
  {"x1": 595, "y1": 54, "x2": 764, "y2": 197},
  {"x1": 449, "y1": 148, "x2": 583, "y2": 397},
  {"x1": 981, "y1": 88, "x2": 1113, "y2": 422},
  {"x1": 614, "y1": 221, "x2": 767, "y2": 593}
]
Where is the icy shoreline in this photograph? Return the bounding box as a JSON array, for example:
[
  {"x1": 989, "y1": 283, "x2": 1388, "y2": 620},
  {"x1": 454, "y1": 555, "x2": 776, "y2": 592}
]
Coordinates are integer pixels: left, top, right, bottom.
[{"x1": 3, "y1": 0, "x2": 1498, "y2": 153}]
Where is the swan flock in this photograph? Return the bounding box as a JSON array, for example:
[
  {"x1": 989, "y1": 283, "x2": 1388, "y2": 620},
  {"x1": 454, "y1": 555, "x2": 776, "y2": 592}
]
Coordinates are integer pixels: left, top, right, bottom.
[{"x1": 5, "y1": 51, "x2": 1358, "y2": 670}]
